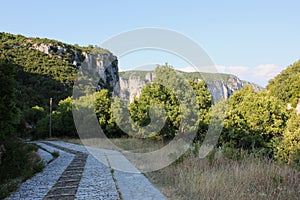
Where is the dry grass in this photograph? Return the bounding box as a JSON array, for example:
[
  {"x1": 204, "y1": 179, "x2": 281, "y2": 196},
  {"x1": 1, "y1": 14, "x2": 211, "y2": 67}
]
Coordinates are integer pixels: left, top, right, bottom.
[
  {"x1": 48, "y1": 137, "x2": 165, "y2": 153},
  {"x1": 146, "y1": 155, "x2": 300, "y2": 200},
  {"x1": 48, "y1": 137, "x2": 299, "y2": 199}
]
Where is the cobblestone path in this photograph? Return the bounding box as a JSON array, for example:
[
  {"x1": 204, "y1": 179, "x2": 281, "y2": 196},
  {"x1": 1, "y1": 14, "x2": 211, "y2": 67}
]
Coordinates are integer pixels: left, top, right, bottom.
[
  {"x1": 8, "y1": 141, "x2": 166, "y2": 200},
  {"x1": 42, "y1": 142, "x2": 88, "y2": 200}
]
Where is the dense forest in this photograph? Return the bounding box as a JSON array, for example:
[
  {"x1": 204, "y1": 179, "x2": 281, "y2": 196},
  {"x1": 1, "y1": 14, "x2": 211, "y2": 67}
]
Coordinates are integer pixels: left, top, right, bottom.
[{"x1": 0, "y1": 32, "x2": 299, "y2": 191}]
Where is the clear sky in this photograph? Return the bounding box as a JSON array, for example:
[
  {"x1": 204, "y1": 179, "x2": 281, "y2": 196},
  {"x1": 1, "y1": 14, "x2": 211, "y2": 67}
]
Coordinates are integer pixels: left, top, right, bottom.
[{"x1": 1, "y1": 0, "x2": 300, "y2": 86}]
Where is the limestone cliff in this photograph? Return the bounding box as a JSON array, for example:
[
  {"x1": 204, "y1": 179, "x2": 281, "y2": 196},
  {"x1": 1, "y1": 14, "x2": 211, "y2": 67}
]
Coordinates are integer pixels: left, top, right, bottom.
[
  {"x1": 79, "y1": 52, "x2": 120, "y2": 95},
  {"x1": 32, "y1": 43, "x2": 120, "y2": 94},
  {"x1": 207, "y1": 75, "x2": 263, "y2": 101},
  {"x1": 119, "y1": 71, "x2": 155, "y2": 102},
  {"x1": 119, "y1": 70, "x2": 263, "y2": 102}
]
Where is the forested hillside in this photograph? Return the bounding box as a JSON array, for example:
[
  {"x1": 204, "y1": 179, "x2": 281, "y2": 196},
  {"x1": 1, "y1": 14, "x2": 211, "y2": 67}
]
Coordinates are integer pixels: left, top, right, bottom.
[
  {"x1": 267, "y1": 60, "x2": 300, "y2": 106},
  {"x1": 0, "y1": 61, "x2": 45, "y2": 198},
  {"x1": 0, "y1": 32, "x2": 105, "y2": 109},
  {"x1": 0, "y1": 32, "x2": 114, "y2": 137}
]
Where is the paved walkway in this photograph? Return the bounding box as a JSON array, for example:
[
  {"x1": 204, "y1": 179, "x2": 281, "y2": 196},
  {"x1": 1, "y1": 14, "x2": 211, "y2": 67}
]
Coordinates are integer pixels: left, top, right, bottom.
[{"x1": 8, "y1": 141, "x2": 166, "y2": 200}]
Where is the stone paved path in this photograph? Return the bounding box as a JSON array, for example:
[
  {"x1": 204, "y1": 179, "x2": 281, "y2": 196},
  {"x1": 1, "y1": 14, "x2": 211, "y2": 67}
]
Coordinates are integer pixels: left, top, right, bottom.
[
  {"x1": 8, "y1": 141, "x2": 166, "y2": 200},
  {"x1": 43, "y1": 142, "x2": 88, "y2": 200}
]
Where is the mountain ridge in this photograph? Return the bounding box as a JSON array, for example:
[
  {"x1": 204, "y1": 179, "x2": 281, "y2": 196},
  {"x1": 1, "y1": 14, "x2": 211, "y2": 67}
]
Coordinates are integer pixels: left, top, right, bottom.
[{"x1": 119, "y1": 70, "x2": 263, "y2": 102}]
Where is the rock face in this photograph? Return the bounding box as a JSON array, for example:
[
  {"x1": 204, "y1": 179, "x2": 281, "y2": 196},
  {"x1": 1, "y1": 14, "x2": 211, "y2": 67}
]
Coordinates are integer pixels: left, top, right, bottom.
[
  {"x1": 288, "y1": 100, "x2": 300, "y2": 115},
  {"x1": 206, "y1": 76, "x2": 263, "y2": 101},
  {"x1": 32, "y1": 43, "x2": 120, "y2": 95},
  {"x1": 80, "y1": 52, "x2": 120, "y2": 95},
  {"x1": 119, "y1": 72, "x2": 155, "y2": 102},
  {"x1": 207, "y1": 76, "x2": 244, "y2": 101},
  {"x1": 119, "y1": 71, "x2": 263, "y2": 102},
  {"x1": 296, "y1": 102, "x2": 300, "y2": 115}
]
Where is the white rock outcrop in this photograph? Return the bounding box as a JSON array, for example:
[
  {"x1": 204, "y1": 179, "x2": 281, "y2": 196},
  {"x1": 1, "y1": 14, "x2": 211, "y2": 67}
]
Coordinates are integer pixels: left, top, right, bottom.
[
  {"x1": 32, "y1": 43, "x2": 51, "y2": 54},
  {"x1": 119, "y1": 71, "x2": 263, "y2": 102},
  {"x1": 296, "y1": 101, "x2": 300, "y2": 115},
  {"x1": 120, "y1": 72, "x2": 154, "y2": 102},
  {"x1": 287, "y1": 100, "x2": 300, "y2": 115},
  {"x1": 32, "y1": 43, "x2": 120, "y2": 95},
  {"x1": 81, "y1": 52, "x2": 120, "y2": 95}
]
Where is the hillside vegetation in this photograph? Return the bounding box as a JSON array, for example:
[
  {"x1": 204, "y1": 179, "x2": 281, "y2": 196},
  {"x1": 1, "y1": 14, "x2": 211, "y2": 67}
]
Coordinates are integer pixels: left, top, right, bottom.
[
  {"x1": 267, "y1": 60, "x2": 300, "y2": 106},
  {"x1": 0, "y1": 61, "x2": 45, "y2": 198},
  {"x1": 0, "y1": 32, "x2": 111, "y2": 136},
  {"x1": 0, "y1": 32, "x2": 109, "y2": 109},
  {"x1": 119, "y1": 70, "x2": 233, "y2": 83}
]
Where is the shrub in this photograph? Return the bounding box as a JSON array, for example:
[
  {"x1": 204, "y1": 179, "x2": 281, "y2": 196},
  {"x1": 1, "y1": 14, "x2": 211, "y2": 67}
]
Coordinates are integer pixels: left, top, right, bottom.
[{"x1": 274, "y1": 113, "x2": 300, "y2": 167}]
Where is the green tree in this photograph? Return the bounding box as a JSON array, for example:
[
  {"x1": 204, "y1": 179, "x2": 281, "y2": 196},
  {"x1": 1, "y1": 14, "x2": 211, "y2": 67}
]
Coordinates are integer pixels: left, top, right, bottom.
[
  {"x1": 22, "y1": 106, "x2": 45, "y2": 135},
  {"x1": 188, "y1": 79, "x2": 212, "y2": 142},
  {"x1": 0, "y1": 60, "x2": 19, "y2": 141},
  {"x1": 36, "y1": 97, "x2": 77, "y2": 138},
  {"x1": 95, "y1": 90, "x2": 110, "y2": 125},
  {"x1": 221, "y1": 86, "x2": 289, "y2": 151},
  {"x1": 35, "y1": 115, "x2": 50, "y2": 138},
  {"x1": 128, "y1": 64, "x2": 211, "y2": 140},
  {"x1": 129, "y1": 82, "x2": 179, "y2": 139},
  {"x1": 274, "y1": 113, "x2": 300, "y2": 166},
  {"x1": 267, "y1": 60, "x2": 300, "y2": 106},
  {"x1": 94, "y1": 90, "x2": 123, "y2": 137},
  {"x1": 0, "y1": 60, "x2": 42, "y2": 189},
  {"x1": 111, "y1": 97, "x2": 132, "y2": 137},
  {"x1": 52, "y1": 97, "x2": 77, "y2": 137},
  {"x1": 128, "y1": 65, "x2": 185, "y2": 139}
]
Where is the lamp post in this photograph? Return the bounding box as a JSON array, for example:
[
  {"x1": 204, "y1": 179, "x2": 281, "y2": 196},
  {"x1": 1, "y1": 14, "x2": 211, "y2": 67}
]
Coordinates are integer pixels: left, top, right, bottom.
[{"x1": 49, "y1": 97, "x2": 52, "y2": 138}]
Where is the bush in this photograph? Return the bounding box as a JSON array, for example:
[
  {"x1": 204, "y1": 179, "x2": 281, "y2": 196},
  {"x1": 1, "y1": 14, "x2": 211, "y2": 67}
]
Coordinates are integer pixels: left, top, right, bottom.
[
  {"x1": 220, "y1": 86, "x2": 288, "y2": 152},
  {"x1": 274, "y1": 113, "x2": 300, "y2": 167},
  {"x1": 36, "y1": 97, "x2": 77, "y2": 138},
  {"x1": 0, "y1": 141, "x2": 45, "y2": 198},
  {"x1": 0, "y1": 142, "x2": 42, "y2": 183}
]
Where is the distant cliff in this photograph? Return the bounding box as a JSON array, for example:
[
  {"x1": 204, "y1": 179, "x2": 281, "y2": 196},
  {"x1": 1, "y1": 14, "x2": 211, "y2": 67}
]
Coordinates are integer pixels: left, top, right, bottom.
[{"x1": 119, "y1": 70, "x2": 263, "y2": 102}]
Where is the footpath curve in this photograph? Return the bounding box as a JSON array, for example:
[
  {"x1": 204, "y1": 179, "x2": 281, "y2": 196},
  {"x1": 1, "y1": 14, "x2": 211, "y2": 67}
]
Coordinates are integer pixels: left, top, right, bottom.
[{"x1": 8, "y1": 141, "x2": 166, "y2": 200}]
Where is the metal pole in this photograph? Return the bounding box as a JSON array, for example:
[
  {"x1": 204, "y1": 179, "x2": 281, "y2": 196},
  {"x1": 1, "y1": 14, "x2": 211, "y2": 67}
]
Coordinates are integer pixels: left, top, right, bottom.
[{"x1": 49, "y1": 97, "x2": 52, "y2": 138}]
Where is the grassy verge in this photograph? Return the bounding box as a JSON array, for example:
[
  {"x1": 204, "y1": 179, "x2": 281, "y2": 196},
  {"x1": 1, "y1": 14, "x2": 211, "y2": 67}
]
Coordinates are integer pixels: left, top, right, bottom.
[
  {"x1": 48, "y1": 137, "x2": 300, "y2": 199},
  {"x1": 145, "y1": 151, "x2": 300, "y2": 200},
  {"x1": 49, "y1": 137, "x2": 165, "y2": 152}
]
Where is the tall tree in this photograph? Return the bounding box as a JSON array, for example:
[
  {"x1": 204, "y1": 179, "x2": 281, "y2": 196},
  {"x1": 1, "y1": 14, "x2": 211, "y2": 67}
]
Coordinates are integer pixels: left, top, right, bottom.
[
  {"x1": 188, "y1": 79, "x2": 212, "y2": 142},
  {"x1": 221, "y1": 86, "x2": 289, "y2": 151},
  {"x1": 94, "y1": 90, "x2": 123, "y2": 137},
  {"x1": 274, "y1": 113, "x2": 300, "y2": 166},
  {"x1": 267, "y1": 60, "x2": 300, "y2": 106},
  {"x1": 128, "y1": 64, "x2": 211, "y2": 140},
  {"x1": 0, "y1": 60, "x2": 19, "y2": 141}
]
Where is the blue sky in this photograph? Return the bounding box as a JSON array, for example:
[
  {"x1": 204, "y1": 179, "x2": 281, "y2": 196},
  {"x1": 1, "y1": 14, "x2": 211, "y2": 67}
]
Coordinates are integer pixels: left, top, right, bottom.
[{"x1": 1, "y1": 0, "x2": 300, "y2": 86}]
